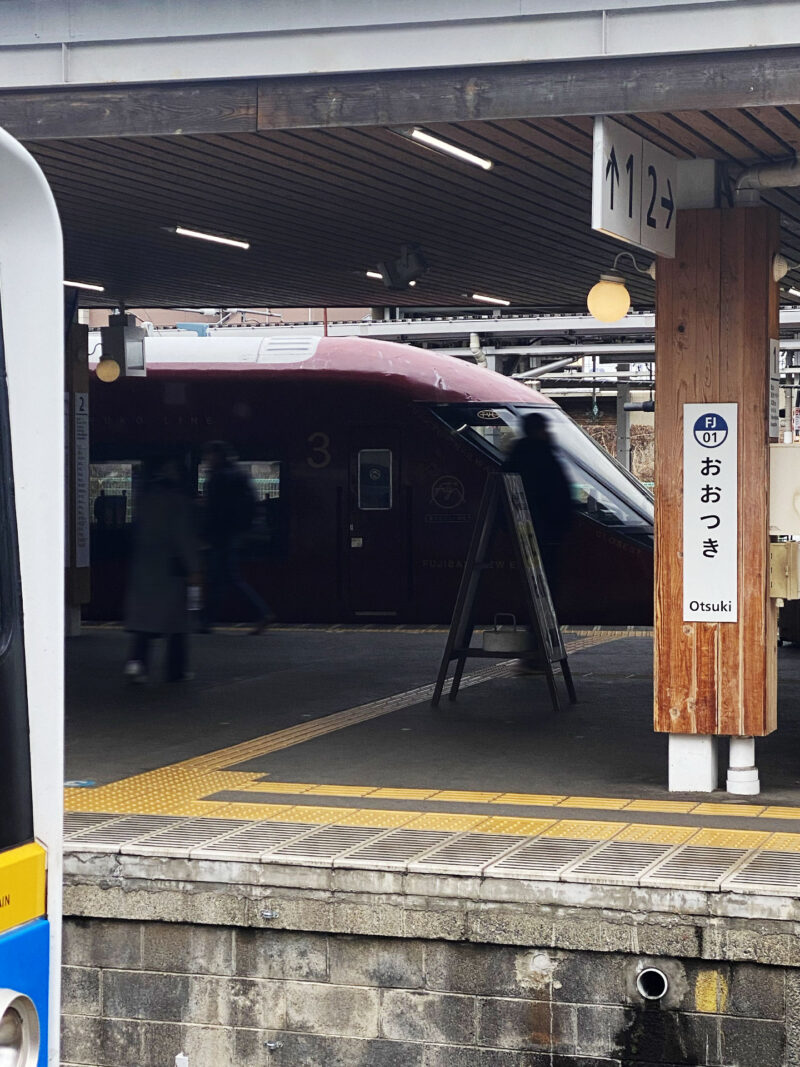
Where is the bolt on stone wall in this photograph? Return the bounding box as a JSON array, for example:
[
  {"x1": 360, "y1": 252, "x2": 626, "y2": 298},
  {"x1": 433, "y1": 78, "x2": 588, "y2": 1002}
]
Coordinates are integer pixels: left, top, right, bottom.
[{"x1": 62, "y1": 918, "x2": 793, "y2": 1067}]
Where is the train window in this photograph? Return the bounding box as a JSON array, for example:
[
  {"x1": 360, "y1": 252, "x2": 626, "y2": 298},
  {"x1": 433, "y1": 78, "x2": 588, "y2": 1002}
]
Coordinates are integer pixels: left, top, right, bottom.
[
  {"x1": 429, "y1": 403, "x2": 653, "y2": 534},
  {"x1": 90, "y1": 462, "x2": 138, "y2": 527},
  {"x1": 198, "y1": 460, "x2": 280, "y2": 504},
  {"x1": 358, "y1": 449, "x2": 393, "y2": 510},
  {"x1": 532, "y1": 408, "x2": 654, "y2": 528},
  {"x1": 198, "y1": 460, "x2": 285, "y2": 556}
]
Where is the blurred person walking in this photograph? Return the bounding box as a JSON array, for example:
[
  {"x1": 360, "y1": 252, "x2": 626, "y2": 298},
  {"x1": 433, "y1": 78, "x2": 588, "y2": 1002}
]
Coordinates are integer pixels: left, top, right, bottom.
[
  {"x1": 200, "y1": 441, "x2": 274, "y2": 634},
  {"x1": 124, "y1": 457, "x2": 200, "y2": 683},
  {"x1": 503, "y1": 413, "x2": 574, "y2": 597}
]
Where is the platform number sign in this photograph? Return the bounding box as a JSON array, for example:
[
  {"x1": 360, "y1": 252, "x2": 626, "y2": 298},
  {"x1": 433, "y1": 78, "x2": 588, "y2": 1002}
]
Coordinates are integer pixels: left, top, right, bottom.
[
  {"x1": 592, "y1": 118, "x2": 677, "y2": 258},
  {"x1": 683, "y1": 403, "x2": 738, "y2": 622}
]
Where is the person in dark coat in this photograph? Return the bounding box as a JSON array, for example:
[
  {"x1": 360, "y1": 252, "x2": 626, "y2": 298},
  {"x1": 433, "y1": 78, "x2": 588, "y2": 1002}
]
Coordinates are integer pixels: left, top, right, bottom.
[
  {"x1": 503, "y1": 412, "x2": 574, "y2": 596},
  {"x1": 124, "y1": 458, "x2": 200, "y2": 682},
  {"x1": 200, "y1": 441, "x2": 274, "y2": 634}
]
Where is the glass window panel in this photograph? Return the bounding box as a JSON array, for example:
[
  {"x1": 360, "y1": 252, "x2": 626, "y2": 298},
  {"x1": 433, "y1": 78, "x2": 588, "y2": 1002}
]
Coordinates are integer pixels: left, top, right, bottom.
[
  {"x1": 90, "y1": 462, "x2": 137, "y2": 526},
  {"x1": 358, "y1": 449, "x2": 392, "y2": 510}
]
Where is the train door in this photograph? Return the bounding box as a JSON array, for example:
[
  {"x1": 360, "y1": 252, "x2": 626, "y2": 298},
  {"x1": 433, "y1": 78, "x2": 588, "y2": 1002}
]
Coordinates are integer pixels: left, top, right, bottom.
[{"x1": 345, "y1": 428, "x2": 408, "y2": 618}]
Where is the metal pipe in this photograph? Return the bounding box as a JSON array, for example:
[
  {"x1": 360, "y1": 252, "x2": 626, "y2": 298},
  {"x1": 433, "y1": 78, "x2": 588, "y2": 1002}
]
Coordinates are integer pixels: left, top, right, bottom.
[
  {"x1": 736, "y1": 157, "x2": 800, "y2": 193},
  {"x1": 516, "y1": 355, "x2": 583, "y2": 380}
]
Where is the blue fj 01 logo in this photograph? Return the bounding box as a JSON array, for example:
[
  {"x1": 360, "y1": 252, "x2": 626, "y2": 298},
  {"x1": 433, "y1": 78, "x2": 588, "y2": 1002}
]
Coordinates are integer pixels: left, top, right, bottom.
[{"x1": 693, "y1": 413, "x2": 729, "y2": 448}]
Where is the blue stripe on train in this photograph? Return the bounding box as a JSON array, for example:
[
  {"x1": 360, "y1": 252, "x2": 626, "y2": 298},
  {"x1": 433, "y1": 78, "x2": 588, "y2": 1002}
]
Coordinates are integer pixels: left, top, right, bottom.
[{"x1": 0, "y1": 918, "x2": 49, "y2": 1067}]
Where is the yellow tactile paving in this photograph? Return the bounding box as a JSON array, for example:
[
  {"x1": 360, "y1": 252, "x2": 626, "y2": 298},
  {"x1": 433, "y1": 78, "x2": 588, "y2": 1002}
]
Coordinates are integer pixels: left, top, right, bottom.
[
  {"x1": 491, "y1": 793, "x2": 567, "y2": 806},
  {"x1": 763, "y1": 832, "x2": 800, "y2": 852},
  {"x1": 689, "y1": 828, "x2": 771, "y2": 849},
  {"x1": 303, "y1": 785, "x2": 378, "y2": 797},
  {"x1": 403, "y1": 813, "x2": 489, "y2": 832},
  {"x1": 368, "y1": 788, "x2": 440, "y2": 800},
  {"x1": 213, "y1": 803, "x2": 298, "y2": 821},
  {"x1": 474, "y1": 816, "x2": 556, "y2": 836},
  {"x1": 279, "y1": 806, "x2": 358, "y2": 824},
  {"x1": 624, "y1": 799, "x2": 697, "y2": 814},
  {"x1": 615, "y1": 823, "x2": 696, "y2": 845},
  {"x1": 560, "y1": 796, "x2": 630, "y2": 810},
  {"x1": 337, "y1": 809, "x2": 419, "y2": 828},
  {"x1": 541, "y1": 820, "x2": 622, "y2": 841},
  {"x1": 691, "y1": 803, "x2": 767, "y2": 817},
  {"x1": 759, "y1": 806, "x2": 800, "y2": 820},
  {"x1": 429, "y1": 790, "x2": 502, "y2": 803},
  {"x1": 241, "y1": 782, "x2": 319, "y2": 794}
]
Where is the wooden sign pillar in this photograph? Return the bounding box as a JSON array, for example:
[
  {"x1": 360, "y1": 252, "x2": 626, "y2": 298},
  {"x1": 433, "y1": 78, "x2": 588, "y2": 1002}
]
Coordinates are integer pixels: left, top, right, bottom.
[{"x1": 655, "y1": 205, "x2": 779, "y2": 793}]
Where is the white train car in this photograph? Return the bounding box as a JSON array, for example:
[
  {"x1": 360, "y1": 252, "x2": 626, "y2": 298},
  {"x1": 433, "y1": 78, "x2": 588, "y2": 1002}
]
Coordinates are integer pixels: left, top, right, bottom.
[{"x1": 0, "y1": 129, "x2": 64, "y2": 1066}]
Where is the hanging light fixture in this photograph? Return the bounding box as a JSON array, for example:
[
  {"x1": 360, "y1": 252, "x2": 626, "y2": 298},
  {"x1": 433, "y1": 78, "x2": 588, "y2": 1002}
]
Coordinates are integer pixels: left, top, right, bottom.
[{"x1": 587, "y1": 251, "x2": 656, "y2": 323}]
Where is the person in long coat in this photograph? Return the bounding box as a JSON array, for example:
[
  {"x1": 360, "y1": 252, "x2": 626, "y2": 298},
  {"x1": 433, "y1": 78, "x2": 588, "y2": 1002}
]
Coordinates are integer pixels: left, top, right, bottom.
[{"x1": 124, "y1": 458, "x2": 200, "y2": 683}]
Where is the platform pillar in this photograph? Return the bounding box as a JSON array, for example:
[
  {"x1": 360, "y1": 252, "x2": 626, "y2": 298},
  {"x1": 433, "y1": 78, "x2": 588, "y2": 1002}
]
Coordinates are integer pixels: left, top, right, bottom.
[
  {"x1": 654, "y1": 206, "x2": 779, "y2": 790},
  {"x1": 726, "y1": 735, "x2": 760, "y2": 795},
  {"x1": 668, "y1": 734, "x2": 718, "y2": 792}
]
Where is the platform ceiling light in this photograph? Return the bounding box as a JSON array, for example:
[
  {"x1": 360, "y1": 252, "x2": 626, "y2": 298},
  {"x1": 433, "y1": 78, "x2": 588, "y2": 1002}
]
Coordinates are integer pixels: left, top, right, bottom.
[
  {"x1": 174, "y1": 226, "x2": 250, "y2": 250},
  {"x1": 471, "y1": 292, "x2": 510, "y2": 306},
  {"x1": 64, "y1": 279, "x2": 105, "y2": 292},
  {"x1": 366, "y1": 269, "x2": 415, "y2": 285},
  {"x1": 402, "y1": 128, "x2": 494, "y2": 171},
  {"x1": 587, "y1": 251, "x2": 655, "y2": 324},
  {"x1": 789, "y1": 287, "x2": 800, "y2": 299}
]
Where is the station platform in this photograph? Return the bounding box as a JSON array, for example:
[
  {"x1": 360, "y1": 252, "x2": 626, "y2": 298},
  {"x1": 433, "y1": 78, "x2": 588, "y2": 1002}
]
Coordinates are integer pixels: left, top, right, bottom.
[{"x1": 63, "y1": 624, "x2": 800, "y2": 897}]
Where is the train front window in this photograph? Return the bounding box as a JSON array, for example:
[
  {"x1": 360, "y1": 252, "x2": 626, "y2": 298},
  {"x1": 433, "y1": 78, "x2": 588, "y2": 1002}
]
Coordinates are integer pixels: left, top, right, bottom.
[{"x1": 430, "y1": 402, "x2": 653, "y2": 532}]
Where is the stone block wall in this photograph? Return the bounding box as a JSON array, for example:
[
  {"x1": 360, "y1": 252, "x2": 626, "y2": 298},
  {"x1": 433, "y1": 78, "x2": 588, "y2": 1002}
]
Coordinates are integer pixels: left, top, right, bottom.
[{"x1": 62, "y1": 918, "x2": 794, "y2": 1067}]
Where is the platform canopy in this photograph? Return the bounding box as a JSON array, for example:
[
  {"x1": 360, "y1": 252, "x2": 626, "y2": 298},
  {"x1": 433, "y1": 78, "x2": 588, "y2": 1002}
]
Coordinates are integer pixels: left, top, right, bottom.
[{"x1": 5, "y1": 2, "x2": 800, "y2": 309}]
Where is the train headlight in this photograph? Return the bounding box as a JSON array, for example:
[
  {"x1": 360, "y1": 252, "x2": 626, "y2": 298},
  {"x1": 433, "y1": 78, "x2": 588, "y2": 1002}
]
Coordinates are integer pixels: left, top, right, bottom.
[
  {"x1": 0, "y1": 991, "x2": 39, "y2": 1067},
  {"x1": 587, "y1": 273, "x2": 631, "y2": 323}
]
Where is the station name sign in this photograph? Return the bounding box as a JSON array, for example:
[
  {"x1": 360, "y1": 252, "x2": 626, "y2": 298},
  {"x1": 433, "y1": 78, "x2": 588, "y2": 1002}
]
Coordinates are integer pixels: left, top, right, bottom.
[
  {"x1": 683, "y1": 403, "x2": 738, "y2": 622},
  {"x1": 592, "y1": 117, "x2": 677, "y2": 258}
]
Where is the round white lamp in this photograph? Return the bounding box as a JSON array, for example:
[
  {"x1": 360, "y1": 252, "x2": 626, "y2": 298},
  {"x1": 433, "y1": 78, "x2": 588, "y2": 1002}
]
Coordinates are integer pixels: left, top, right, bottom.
[
  {"x1": 95, "y1": 356, "x2": 120, "y2": 383},
  {"x1": 587, "y1": 273, "x2": 631, "y2": 323}
]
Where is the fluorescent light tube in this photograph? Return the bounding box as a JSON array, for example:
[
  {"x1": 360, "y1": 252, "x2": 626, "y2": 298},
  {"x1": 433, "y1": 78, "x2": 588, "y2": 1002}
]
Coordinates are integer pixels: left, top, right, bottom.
[
  {"x1": 471, "y1": 292, "x2": 510, "y2": 306},
  {"x1": 64, "y1": 280, "x2": 105, "y2": 292},
  {"x1": 409, "y1": 129, "x2": 494, "y2": 171},
  {"x1": 366, "y1": 271, "x2": 383, "y2": 279},
  {"x1": 175, "y1": 226, "x2": 250, "y2": 250}
]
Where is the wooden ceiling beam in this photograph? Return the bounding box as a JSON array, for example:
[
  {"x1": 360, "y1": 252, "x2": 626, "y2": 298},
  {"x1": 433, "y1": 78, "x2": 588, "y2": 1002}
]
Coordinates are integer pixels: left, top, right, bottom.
[{"x1": 2, "y1": 47, "x2": 800, "y2": 142}]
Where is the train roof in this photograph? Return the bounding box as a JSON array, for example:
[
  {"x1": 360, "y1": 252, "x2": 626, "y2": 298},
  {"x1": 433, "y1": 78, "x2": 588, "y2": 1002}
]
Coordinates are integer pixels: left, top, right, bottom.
[{"x1": 101, "y1": 334, "x2": 554, "y2": 406}]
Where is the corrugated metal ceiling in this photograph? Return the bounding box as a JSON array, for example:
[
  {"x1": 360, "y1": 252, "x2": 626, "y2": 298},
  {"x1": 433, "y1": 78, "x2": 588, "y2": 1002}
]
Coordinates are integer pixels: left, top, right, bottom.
[{"x1": 26, "y1": 104, "x2": 800, "y2": 309}]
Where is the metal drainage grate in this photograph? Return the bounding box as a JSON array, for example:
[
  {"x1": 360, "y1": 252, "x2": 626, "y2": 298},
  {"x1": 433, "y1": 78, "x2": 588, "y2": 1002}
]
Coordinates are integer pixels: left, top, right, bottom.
[
  {"x1": 64, "y1": 815, "x2": 187, "y2": 853},
  {"x1": 336, "y1": 830, "x2": 452, "y2": 871},
  {"x1": 722, "y1": 850, "x2": 800, "y2": 895},
  {"x1": 191, "y1": 821, "x2": 320, "y2": 860},
  {"x1": 565, "y1": 841, "x2": 675, "y2": 886},
  {"x1": 268, "y1": 825, "x2": 386, "y2": 866},
  {"x1": 120, "y1": 818, "x2": 250, "y2": 857},
  {"x1": 408, "y1": 833, "x2": 526, "y2": 876},
  {"x1": 641, "y1": 846, "x2": 748, "y2": 891},
  {"x1": 64, "y1": 813, "x2": 118, "y2": 837},
  {"x1": 485, "y1": 837, "x2": 600, "y2": 880}
]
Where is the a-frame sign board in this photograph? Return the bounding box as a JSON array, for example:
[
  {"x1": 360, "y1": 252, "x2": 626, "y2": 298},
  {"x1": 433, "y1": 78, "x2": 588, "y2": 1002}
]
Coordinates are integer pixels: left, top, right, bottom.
[{"x1": 432, "y1": 471, "x2": 576, "y2": 711}]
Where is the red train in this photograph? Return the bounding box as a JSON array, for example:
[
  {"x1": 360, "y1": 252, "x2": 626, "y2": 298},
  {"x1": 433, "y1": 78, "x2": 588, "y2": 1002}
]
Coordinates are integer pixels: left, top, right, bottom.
[{"x1": 87, "y1": 335, "x2": 654, "y2": 625}]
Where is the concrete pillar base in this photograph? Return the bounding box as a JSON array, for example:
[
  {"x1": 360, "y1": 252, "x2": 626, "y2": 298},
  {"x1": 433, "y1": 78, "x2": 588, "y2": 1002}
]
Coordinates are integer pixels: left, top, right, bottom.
[
  {"x1": 726, "y1": 735, "x2": 760, "y2": 795},
  {"x1": 668, "y1": 734, "x2": 718, "y2": 792}
]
